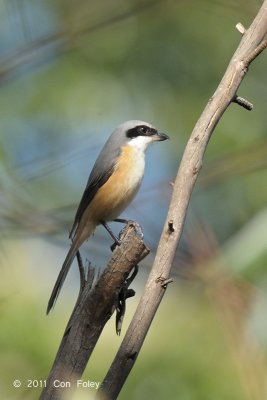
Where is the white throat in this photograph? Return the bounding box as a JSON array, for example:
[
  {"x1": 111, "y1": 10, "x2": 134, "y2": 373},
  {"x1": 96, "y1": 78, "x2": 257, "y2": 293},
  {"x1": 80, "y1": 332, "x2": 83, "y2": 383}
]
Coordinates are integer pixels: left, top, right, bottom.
[{"x1": 127, "y1": 135, "x2": 154, "y2": 152}]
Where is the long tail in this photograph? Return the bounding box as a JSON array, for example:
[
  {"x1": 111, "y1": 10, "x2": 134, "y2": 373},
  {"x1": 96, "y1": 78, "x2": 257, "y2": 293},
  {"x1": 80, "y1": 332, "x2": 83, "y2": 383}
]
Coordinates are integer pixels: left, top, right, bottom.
[{"x1": 46, "y1": 241, "x2": 79, "y2": 314}]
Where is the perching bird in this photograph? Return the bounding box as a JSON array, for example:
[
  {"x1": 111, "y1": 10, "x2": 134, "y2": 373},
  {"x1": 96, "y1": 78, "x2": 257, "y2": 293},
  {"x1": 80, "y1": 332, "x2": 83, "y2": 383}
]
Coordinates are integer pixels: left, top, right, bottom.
[{"x1": 47, "y1": 120, "x2": 169, "y2": 314}]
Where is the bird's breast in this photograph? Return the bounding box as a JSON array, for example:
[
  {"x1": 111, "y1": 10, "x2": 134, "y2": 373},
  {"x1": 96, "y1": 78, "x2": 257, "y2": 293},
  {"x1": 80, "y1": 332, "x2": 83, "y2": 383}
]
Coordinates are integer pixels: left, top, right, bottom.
[
  {"x1": 116, "y1": 144, "x2": 145, "y2": 190},
  {"x1": 88, "y1": 145, "x2": 145, "y2": 222}
]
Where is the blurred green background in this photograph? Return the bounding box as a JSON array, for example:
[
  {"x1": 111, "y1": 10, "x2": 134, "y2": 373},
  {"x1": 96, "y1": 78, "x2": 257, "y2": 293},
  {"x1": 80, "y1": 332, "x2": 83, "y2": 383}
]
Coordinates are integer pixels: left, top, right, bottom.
[{"x1": 0, "y1": 0, "x2": 267, "y2": 399}]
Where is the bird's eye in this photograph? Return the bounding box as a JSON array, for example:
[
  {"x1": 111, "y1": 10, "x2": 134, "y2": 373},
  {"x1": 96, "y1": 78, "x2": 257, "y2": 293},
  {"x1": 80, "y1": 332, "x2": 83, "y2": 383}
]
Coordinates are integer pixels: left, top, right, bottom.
[{"x1": 139, "y1": 126, "x2": 148, "y2": 134}]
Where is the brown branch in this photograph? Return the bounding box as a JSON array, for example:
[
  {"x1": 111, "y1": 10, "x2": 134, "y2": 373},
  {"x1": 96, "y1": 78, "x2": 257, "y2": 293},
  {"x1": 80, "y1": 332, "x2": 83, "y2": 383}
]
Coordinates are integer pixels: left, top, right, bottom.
[
  {"x1": 40, "y1": 222, "x2": 149, "y2": 400},
  {"x1": 96, "y1": 2, "x2": 267, "y2": 399}
]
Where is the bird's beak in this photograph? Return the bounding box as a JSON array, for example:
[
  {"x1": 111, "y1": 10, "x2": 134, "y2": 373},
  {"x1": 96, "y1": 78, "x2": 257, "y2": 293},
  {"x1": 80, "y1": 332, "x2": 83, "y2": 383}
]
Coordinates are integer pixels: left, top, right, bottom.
[{"x1": 152, "y1": 131, "x2": 170, "y2": 141}]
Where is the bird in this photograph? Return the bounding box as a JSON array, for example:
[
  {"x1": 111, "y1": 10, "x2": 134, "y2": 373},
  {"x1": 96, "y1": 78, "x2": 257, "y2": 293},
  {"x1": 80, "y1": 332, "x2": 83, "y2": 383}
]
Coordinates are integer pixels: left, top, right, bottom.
[{"x1": 47, "y1": 120, "x2": 169, "y2": 314}]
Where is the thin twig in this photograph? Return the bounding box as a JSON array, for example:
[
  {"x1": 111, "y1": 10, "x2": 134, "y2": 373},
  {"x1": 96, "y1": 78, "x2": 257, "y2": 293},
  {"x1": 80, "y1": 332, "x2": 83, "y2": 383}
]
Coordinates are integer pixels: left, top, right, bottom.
[
  {"x1": 236, "y1": 22, "x2": 246, "y2": 35},
  {"x1": 76, "y1": 249, "x2": 86, "y2": 291},
  {"x1": 233, "y1": 95, "x2": 253, "y2": 110}
]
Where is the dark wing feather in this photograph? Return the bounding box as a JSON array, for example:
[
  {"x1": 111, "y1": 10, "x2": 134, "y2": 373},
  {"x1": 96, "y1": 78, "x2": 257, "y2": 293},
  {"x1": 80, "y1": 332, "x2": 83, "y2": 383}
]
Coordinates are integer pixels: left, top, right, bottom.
[
  {"x1": 69, "y1": 164, "x2": 115, "y2": 239},
  {"x1": 69, "y1": 128, "x2": 124, "y2": 239},
  {"x1": 70, "y1": 136, "x2": 123, "y2": 238}
]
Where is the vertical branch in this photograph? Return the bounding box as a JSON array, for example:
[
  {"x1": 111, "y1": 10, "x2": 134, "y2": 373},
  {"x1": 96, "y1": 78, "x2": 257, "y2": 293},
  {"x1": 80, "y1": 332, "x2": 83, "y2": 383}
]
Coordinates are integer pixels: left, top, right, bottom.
[{"x1": 97, "y1": 2, "x2": 267, "y2": 398}]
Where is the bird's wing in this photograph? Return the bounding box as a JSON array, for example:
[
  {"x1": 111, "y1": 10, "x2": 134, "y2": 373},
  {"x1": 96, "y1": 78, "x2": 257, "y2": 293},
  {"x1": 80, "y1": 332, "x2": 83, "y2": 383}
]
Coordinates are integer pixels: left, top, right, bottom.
[
  {"x1": 69, "y1": 145, "x2": 120, "y2": 239},
  {"x1": 69, "y1": 165, "x2": 115, "y2": 239}
]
